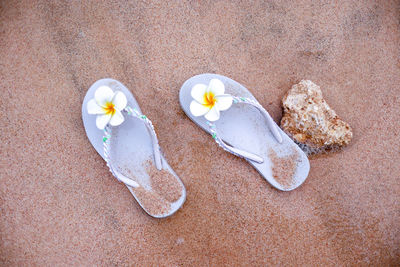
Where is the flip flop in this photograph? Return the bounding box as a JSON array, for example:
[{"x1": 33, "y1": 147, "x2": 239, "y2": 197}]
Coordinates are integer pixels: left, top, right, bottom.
[
  {"x1": 179, "y1": 74, "x2": 310, "y2": 191},
  {"x1": 82, "y1": 78, "x2": 186, "y2": 218}
]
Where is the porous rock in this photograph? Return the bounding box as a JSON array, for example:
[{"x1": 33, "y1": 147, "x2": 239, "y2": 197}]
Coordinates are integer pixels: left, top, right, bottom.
[{"x1": 280, "y1": 80, "x2": 352, "y2": 154}]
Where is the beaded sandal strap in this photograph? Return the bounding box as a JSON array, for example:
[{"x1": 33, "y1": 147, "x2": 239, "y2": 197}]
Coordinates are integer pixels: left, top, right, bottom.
[
  {"x1": 125, "y1": 106, "x2": 162, "y2": 170},
  {"x1": 103, "y1": 125, "x2": 139, "y2": 188},
  {"x1": 206, "y1": 96, "x2": 283, "y2": 164},
  {"x1": 232, "y1": 96, "x2": 282, "y2": 143},
  {"x1": 102, "y1": 106, "x2": 162, "y2": 188}
]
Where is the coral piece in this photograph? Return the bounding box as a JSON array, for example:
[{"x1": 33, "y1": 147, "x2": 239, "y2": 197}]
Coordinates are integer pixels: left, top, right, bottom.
[{"x1": 280, "y1": 80, "x2": 352, "y2": 154}]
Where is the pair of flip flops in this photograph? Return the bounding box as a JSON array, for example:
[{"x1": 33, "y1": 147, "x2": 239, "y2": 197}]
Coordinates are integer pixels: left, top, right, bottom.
[{"x1": 82, "y1": 74, "x2": 310, "y2": 218}]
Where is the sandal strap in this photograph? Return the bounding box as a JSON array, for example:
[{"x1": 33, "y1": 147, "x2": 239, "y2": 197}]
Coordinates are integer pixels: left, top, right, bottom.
[
  {"x1": 102, "y1": 106, "x2": 162, "y2": 188},
  {"x1": 124, "y1": 106, "x2": 162, "y2": 170},
  {"x1": 206, "y1": 121, "x2": 264, "y2": 163},
  {"x1": 206, "y1": 96, "x2": 283, "y2": 164},
  {"x1": 232, "y1": 96, "x2": 282, "y2": 143},
  {"x1": 103, "y1": 126, "x2": 139, "y2": 188}
]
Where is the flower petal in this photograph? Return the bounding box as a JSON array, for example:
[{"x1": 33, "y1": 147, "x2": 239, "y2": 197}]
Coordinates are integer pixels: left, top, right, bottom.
[
  {"x1": 112, "y1": 91, "x2": 127, "y2": 111},
  {"x1": 190, "y1": 100, "x2": 209, "y2": 116},
  {"x1": 96, "y1": 114, "x2": 111, "y2": 130},
  {"x1": 215, "y1": 95, "x2": 233, "y2": 111},
  {"x1": 191, "y1": 83, "x2": 207, "y2": 104},
  {"x1": 208, "y1": 79, "x2": 225, "y2": 96},
  {"x1": 87, "y1": 99, "x2": 105, "y2": 114},
  {"x1": 109, "y1": 110, "x2": 125, "y2": 126},
  {"x1": 204, "y1": 106, "x2": 220, "y2": 121},
  {"x1": 95, "y1": 86, "x2": 114, "y2": 106}
]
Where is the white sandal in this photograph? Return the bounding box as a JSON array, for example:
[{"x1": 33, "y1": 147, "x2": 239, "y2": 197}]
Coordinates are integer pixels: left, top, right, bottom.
[
  {"x1": 179, "y1": 73, "x2": 310, "y2": 191},
  {"x1": 82, "y1": 78, "x2": 186, "y2": 218}
]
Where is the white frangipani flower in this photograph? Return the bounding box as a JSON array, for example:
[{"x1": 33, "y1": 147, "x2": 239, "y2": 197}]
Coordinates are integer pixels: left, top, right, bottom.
[
  {"x1": 189, "y1": 79, "x2": 233, "y2": 121},
  {"x1": 87, "y1": 86, "x2": 127, "y2": 129}
]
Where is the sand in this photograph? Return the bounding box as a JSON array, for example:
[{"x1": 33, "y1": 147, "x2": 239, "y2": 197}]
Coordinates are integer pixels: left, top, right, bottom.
[
  {"x1": 131, "y1": 186, "x2": 171, "y2": 217},
  {"x1": 268, "y1": 149, "x2": 299, "y2": 189},
  {"x1": 125, "y1": 160, "x2": 183, "y2": 216},
  {"x1": 147, "y1": 162, "x2": 183, "y2": 203},
  {"x1": 1, "y1": 1, "x2": 399, "y2": 265}
]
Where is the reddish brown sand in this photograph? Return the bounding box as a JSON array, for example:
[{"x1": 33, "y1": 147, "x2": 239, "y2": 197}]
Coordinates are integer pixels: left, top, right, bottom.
[
  {"x1": 1, "y1": 1, "x2": 399, "y2": 265},
  {"x1": 268, "y1": 149, "x2": 299, "y2": 189},
  {"x1": 122, "y1": 161, "x2": 181, "y2": 216},
  {"x1": 131, "y1": 186, "x2": 170, "y2": 217},
  {"x1": 147, "y1": 161, "x2": 183, "y2": 203}
]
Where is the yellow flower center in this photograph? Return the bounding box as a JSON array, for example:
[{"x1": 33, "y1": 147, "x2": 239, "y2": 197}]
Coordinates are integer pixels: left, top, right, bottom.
[
  {"x1": 203, "y1": 91, "x2": 216, "y2": 109},
  {"x1": 103, "y1": 102, "x2": 116, "y2": 115}
]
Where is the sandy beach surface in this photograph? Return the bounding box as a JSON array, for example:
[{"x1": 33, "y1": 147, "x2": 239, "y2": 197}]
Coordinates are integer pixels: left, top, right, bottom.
[{"x1": 1, "y1": 1, "x2": 399, "y2": 265}]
